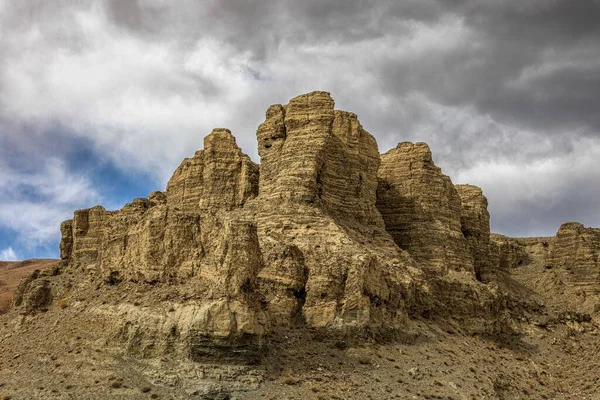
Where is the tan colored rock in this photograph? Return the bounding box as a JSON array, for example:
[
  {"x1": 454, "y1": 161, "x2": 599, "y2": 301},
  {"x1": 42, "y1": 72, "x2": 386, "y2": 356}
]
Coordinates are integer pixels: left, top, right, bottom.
[
  {"x1": 490, "y1": 234, "x2": 528, "y2": 270},
  {"x1": 256, "y1": 92, "x2": 332, "y2": 205},
  {"x1": 547, "y1": 222, "x2": 600, "y2": 313},
  {"x1": 13, "y1": 269, "x2": 53, "y2": 314},
  {"x1": 59, "y1": 220, "x2": 73, "y2": 260},
  {"x1": 254, "y1": 91, "x2": 420, "y2": 330},
  {"x1": 99, "y1": 205, "x2": 203, "y2": 283},
  {"x1": 257, "y1": 92, "x2": 382, "y2": 227},
  {"x1": 70, "y1": 205, "x2": 112, "y2": 267},
  {"x1": 52, "y1": 91, "x2": 514, "y2": 361},
  {"x1": 376, "y1": 142, "x2": 474, "y2": 275},
  {"x1": 455, "y1": 184, "x2": 492, "y2": 281},
  {"x1": 504, "y1": 226, "x2": 600, "y2": 317},
  {"x1": 166, "y1": 128, "x2": 258, "y2": 213}
]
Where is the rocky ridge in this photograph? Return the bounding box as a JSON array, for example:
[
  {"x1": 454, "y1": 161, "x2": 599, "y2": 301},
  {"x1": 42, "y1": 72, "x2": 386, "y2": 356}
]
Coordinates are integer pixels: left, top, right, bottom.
[
  {"x1": 49, "y1": 92, "x2": 511, "y2": 358},
  {"x1": 500, "y1": 222, "x2": 600, "y2": 316}
]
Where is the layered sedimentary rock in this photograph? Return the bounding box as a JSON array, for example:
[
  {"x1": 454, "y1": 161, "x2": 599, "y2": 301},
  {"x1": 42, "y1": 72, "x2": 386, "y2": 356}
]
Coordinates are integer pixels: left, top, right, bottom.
[
  {"x1": 489, "y1": 223, "x2": 600, "y2": 316},
  {"x1": 166, "y1": 128, "x2": 259, "y2": 213},
  {"x1": 455, "y1": 185, "x2": 492, "y2": 281},
  {"x1": 256, "y1": 92, "x2": 383, "y2": 228},
  {"x1": 546, "y1": 222, "x2": 600, "y2": 313},
  {"x1": 45, "y1": 91, "x2": 514, "y2": 361},
  {"x1": 254, "y1": 92, "x2": 418, "y2": 329},
  {"x1": 490, "y1": 234, "x2": 528, "y2": 270},
  {"x1": 376, "y1": 142, "x2": 474, "y2": 275}
]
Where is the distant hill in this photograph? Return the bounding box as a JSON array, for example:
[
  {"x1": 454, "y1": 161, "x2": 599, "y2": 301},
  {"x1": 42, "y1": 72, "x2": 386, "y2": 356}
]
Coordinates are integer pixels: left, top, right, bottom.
[{"x1": 0, "y1": 259, "x2": 59, "y2": 313}]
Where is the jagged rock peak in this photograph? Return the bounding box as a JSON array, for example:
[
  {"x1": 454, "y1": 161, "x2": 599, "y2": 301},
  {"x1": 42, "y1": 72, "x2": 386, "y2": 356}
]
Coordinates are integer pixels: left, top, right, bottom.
[
  {"x1": 256, "y1": 91, "x2": 383, "y2": 228},
  {"x1": 455, "y1": 184, "x2": 492, "y2": 281},
  {"x1": 377, "y1": 141, "x2": 474, "y2": 275},
  {"x1": 49, "y1": 91, "x2": 509, "y2": 364},
  {"x1": 166, "y1": 127, "x2": 259, "y2": 213}
]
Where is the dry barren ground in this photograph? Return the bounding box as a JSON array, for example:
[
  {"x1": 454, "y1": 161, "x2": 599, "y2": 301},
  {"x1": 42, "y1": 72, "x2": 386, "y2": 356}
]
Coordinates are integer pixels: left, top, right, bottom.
[{"x1": 1, "y1": 261, "x2": 599, "y2": 399}]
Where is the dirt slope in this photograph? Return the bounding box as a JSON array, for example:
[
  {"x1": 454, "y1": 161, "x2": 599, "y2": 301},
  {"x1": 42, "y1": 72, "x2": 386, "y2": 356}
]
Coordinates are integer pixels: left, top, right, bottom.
[{"x1": 0, "y1": 259, "x2": 59, "y2": 313}]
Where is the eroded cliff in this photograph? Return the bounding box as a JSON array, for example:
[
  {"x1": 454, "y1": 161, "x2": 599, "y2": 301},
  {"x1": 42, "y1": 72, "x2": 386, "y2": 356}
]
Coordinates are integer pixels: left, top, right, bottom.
[{"x1": 34, "y1": 92, "x2": 510, "y2": 362}]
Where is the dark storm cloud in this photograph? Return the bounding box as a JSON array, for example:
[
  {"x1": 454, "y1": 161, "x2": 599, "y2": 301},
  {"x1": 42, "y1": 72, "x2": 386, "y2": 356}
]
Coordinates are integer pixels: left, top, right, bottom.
[
  {"x1": 106, "y1": 0, "x2": 600, "y2": 135},
  {"x1": 1, "y1": 0, "x2": 599, "y2": 260},
  {"x1": 453, "y1": 0, "x2": 600, "y2": 134}
]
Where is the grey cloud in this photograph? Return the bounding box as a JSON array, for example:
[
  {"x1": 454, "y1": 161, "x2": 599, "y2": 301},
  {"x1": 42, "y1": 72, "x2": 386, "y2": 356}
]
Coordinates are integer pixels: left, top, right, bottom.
[{"x1": 0, "y1": 0, "x2": 599, "y2": 248}]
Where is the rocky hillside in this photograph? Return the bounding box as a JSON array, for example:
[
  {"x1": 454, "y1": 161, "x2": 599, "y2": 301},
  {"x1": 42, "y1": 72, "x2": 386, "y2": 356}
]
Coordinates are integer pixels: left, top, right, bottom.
[
  {"x1": 0, "y1": 259, "x2": 58, "y2": 313},
  {"x1": 1, "y1": 91, "x2": 599, "y2": 399}
]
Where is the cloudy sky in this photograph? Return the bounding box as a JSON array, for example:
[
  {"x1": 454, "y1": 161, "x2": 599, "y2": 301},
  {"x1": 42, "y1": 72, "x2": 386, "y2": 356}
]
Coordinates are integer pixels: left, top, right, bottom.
[{"x1": 1, "y1": 0, "x2": 599, "y2": 260}]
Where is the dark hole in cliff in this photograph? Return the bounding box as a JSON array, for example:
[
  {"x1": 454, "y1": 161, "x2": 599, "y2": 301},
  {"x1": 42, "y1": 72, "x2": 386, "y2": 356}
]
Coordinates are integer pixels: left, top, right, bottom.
[
  {"x1": 170, "y1": 326, "x2": 178, "y2": 337},
  {"x1": 461, "y1": 227, "x2": 472, "y2": 238},
  {"x1": 105, "y1": 271, "x2": 123, "y2": 285},
  {"x1": 260, "y1": 298, "x2": 269, "y2": 309},
  {"x1": 370, "y1": 295, "x2": 382, "y2": 307},
  {"x1": 475, "y1": 268, "x2": 482, "y2": 282},
  {"x1": 355, "y1": 174, "x2": 363, "y2": 197},
  {"x1": 264, "y1": 143, "x2": 272, "y2": 149},
  {"x1": 542, "y1": 241, "x2": 549, "y2": 248},
  {"x1": 240, "y1": 279, "x2": 252, "y2": 294},
  {"x1": 291, "y1": 287, "x2": 307, "y2": 326},
  {"x1": 293, "y1": 287, "x2": 306, "y2": 301}
]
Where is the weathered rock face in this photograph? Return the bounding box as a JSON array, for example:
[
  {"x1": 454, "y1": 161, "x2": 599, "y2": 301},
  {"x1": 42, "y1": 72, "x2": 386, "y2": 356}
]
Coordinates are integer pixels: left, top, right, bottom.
[
  {"x1": 455, "y1": 185, "x2": 492, "y2": 281},
  {"x1": 257, "y1": 91, "x2": 383, "y2": 228},
  {"x1": 489, "y1": 223, "x2": 600, "y2": 316},
  {"x1": 549, "y1": 222, "x2": 600, "y2": 271},
  {"x1": 546, "y1": 222, "x2": 600, "y2": 313},
  {"x1": 490, "y1": 234, "x2": 529, "y2": 271},
  {"x1": 49, "y1": 91, "x2": 513, "y2": 362},
  {"x1": 254, "y1": 92, "x2": 418, "y2": 330},
  {"x1": 376, "y1": 142, "x2": 474, "y2": 275},
  {"x1": 166, "y1": 128, "x2": 259, "y2": 213}
]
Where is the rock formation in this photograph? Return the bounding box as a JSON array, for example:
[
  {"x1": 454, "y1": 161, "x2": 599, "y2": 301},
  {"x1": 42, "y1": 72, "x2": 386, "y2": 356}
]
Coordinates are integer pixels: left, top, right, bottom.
[
  {"x1": 483, "y1": 223, "x2": 600, "y2": 316},
  {"x1": 545, "y1": 222, "x2": 600, "y2": 313},
  {"x1": 7, "y1": 91, "x2": 600, "y2": 400},
  {"x1": 166, "y1": 128, "x2": 259, "y2": 213},
  {"x1": 455, "y1": 185, "x2": 492, "y2": 281},
  {"x1": 490, "y1": 234, "x2": 528, "y2": 271},
  {"x1": 39, "y1": 92, "x2": 511, "y2": 361},
  {"x1": 376, "y1": 142, "x2": 474, "y2": 275},
  {"x1": 253, "y1": 92, "x2": 421, "y2": 331}
]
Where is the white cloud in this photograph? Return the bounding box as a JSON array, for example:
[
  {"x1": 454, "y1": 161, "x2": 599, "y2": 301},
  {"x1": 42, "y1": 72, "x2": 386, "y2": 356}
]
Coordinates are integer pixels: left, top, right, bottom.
[
  {"x1": 0, "y1": 5, "x2": 482, "y2": 183},
  {"x1": 454, "y1": 136, "x2": 600, "y2": 235},
  {"x1": 0, "y1": 247, "x2": 18, "y2": 261},
  {"x1": 0, "y1": 5, "x2": 263, "y2": 182},
  {"x1": 0, "y1": 0, "x2": 599, "y2": 250},
  {"x1": 0, "y1": 158, "x2": 101, "y2": 249}
]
